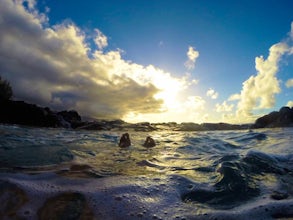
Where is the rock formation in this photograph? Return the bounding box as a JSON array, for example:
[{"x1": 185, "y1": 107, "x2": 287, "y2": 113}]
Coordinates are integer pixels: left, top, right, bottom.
[
  {"x1": 0, "y1": 100, "x2": 81, "y2": 128},
  {"x1": 253, "y1": 107, "x2": 293, "y2": 128}
]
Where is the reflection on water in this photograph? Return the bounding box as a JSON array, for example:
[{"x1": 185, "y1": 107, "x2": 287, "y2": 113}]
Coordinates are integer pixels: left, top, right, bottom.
[
  {"x1": 1, "y1": 125, "x2": 293, "y2": 183},
  {"x1": 1, "y1": 125, "x2": 293, "y2": 219}
]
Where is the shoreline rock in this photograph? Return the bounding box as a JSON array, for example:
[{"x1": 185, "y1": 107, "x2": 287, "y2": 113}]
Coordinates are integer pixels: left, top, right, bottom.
[
  {"x1": 253, "y1": 107, "x2": 293, "y2": 129},
  {"x1": 1, "y1": 100, "x2": 293, "y2": 131},
  {"x1": 0, "y1": 100, "x2": 82, "y2": 129}
]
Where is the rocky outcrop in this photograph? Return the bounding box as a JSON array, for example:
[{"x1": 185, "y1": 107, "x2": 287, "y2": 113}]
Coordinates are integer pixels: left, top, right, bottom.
[
  {"x1": 76, "y1": 120, "x2": 157, "y2": 132},
  {"x1": 174, "y1": 122, "x2": 250, "y2": 131},
  {"x1": 0, "y1": 100, "x2": 81, "y2": 128},
  {"x1": 2, "y1": 100, "x2": 292, "y2": 131},
  {"x1": 253, "y1": 107, "x2": 293, "y2": 128},
  {"x1": 76, "y1": 119, "x2": 127, "y2": 131},
  {"x1": 57, "y1": 110, "x2": 82, "y2": 128}
]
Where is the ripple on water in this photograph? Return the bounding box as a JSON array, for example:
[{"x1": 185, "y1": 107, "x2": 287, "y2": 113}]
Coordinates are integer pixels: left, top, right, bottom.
[{"x1": 1, "y1": 125, "x2": 293, "y2": 219}]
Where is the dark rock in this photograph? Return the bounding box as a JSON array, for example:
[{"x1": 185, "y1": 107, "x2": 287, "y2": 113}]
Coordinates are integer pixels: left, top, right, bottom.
[
  {"x1": 254, "y1": 111, "x2": 279, "y2": 128},
  {"x1": 76, "y1": 120, "x2": 125, "y2": 130},
  {"x1": 176, "y1": 123, "x2": 203, "y2": 131},
  {"x1": 153, "y1": 122, "x2": 178, "y2": 130},
  {"x1": 0, "y1": 180, "x2": 28, "y2": 218},
  {"x1": 76, "y1": 121, "x2": 106, "y2": 130},
  {"x1": 175, "y1": 122, "x2": 250, "y2": 131},
  {"x1": 132, "y1": 122, "x2": 157, "y2": 132},
  {"x1": 57, "y1": 110, "x2": 82, "y2": 128},
  {"x1": 253, "y1": 106, "x2": 293, "y2": 128},
  {"x1": 0, "y1": 100, "x2": 85, "y2": 128},
  {"x1": 270, "y1": 191, "x2": 289, "y2": 200},
  {"x1": 76, "y1": 120, "x2": 158, "y2": 132},
  {"x1": 202, "y1": 123, "x2": 249, "y2": 130},
  {"x1": 0, "y1": 100, "x2": 64, "y2": 127},
  {"x1": 37, "y1": 192, "x2": 94, "y2": 219}
]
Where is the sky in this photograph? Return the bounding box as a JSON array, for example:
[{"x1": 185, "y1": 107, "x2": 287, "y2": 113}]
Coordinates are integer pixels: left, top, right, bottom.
[{"x1": 0, "y1": 0, "x2": 293, "y2": 124}]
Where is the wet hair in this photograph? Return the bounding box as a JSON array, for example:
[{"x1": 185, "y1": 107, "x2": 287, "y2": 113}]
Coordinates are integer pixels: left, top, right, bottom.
[
  {"x1": 143, "y1": 136, "x2": 156, "y2": 148},
  {"x1": 119, "y1": 133, "x2": 131, "y2": 148}
]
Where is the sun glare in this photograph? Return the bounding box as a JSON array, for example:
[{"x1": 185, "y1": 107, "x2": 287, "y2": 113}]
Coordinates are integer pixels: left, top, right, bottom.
[
  {"x1": 145, "y1": 66, "x2": 185, "y2": 109},
  {"x1": 121, "y1": 66, "x2": 188, "y2": 123}
]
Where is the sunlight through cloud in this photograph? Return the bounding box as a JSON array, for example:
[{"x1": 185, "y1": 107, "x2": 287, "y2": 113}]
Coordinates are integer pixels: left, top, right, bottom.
[
  {"x1": 0, "y1": 0, "x2": 198, "y2": 122},
  {"x1": 1, "y1": 0, "x2": 293, "y2": 124}
]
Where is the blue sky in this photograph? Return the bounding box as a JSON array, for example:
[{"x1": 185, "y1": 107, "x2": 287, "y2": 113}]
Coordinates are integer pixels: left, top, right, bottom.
[{"x1": 1, "y1": 0, "x2": 293, "y2": 123}]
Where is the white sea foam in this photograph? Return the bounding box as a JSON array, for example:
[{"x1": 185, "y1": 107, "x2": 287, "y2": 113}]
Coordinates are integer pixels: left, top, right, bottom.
[{"x1": 1, "y1": 125, "x2": 293, "y2": 219}]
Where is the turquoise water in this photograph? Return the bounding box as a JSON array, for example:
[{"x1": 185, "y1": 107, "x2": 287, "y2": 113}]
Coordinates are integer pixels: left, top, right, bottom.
[{"x1": 1, "y1": 124, "x2": 293, "y2": 219}]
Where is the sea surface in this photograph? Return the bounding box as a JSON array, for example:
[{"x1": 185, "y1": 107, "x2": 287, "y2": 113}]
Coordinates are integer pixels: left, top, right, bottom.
[{"x1": 1, "y1": 124, "x2": 293, "y2": 219}]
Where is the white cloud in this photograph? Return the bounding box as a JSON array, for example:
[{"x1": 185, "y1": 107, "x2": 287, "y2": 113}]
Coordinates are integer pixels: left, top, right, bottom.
[
  {"x1": 228, "y1": 93, "x2": 240, "y2": 101},
  {"x1": 206, "y1": 88, "x2": 218, "y2": 99},
  {"x1": 225, "y1": 21, "x2": 293, "y2": 124},
  {"x1": 235, "y1": 42, "x2": 291, "y2": 121},
  {"x1": 184, "y1": 96, "x2": 205, "y2": 110},
  {"x1": 0, "y1": 0, "x2": 198, "y2": 120},
  {"x1": 94, "y1": 29, "x2": 108, "y2": 50},
  {"x1": 184, "y1": 46, "x2": 199, "y2": 70},
  {"x1": 182, "y1": 72, "x2": 199, "y2": 87},
  {"x1": 287, "y1": 101, "x2": 293, "y2": 107},
  {"x1": 216, "y1": 101, "x2": 234, "y2": 112},
  {"x1": 286, "y1": 79, "x2": 293, "y2": 88}
]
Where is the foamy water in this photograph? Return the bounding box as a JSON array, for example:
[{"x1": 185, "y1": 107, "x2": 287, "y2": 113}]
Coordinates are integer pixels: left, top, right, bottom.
[{"x1": 1, "y1": 124, "x2": 293, "y2": 219}]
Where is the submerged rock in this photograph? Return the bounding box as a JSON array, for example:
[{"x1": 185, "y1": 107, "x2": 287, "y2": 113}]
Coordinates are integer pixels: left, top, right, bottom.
[
  {"x1": 0, "y1": 180, "x2": 28, "y2": 218},
  {"x1": 270, "y1": 191, "x2": 289, "y2": 200},
  {"x1": 38, "y1": 192, "x2": 94, "y2": 220}
]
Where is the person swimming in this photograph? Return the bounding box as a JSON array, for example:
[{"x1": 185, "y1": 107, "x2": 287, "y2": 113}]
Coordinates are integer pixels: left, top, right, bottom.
[
  {"x1": 143, "y1": 136, "x2": 156, "y2": 148},
  {"x1": 119, "y1": 133, "x2": 131, "y2": 148}
]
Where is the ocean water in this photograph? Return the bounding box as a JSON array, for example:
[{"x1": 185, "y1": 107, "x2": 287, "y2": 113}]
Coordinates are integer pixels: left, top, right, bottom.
[{"x1": 1, "y1": 124, "x2": 293, "y2": 219}]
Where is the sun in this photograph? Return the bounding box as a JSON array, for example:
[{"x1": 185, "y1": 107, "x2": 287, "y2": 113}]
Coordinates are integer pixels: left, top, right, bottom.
[{"x1": 121, "y1": 66, "x2": 199, "y2": 123}]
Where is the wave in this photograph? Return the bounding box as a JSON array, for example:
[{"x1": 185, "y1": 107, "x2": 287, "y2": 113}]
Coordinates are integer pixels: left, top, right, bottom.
[{"x1": 1, "y1": 124, "x2": 293, "y2": 219}]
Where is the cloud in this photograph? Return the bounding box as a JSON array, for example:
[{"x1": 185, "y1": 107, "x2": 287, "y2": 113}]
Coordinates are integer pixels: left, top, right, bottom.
[
  {"x1": 215, "y1": 101, "x2": 234, "y2": 112},
  {"x1": 184, "y1": 46, "x2": 199, "y2": 70},
  {"x1": 286, "y1": 79, "x2": 293, "y2": 88},
  {"x1": 235, "y1": 41, "x2": 291, "y2": 120},
  {"x1": 228, "y1": 93, "x2": 240, "y2": 101},
  {"x1": 287, "y1": 101, "x2": 293, "y2": 107},
  {"x1": 184, "y1": 96, "x2": 206, "y2": 110},
  {"x1": 216, "y1": 21, "x2": 293, "y2": 123},
  {"x1": 123, "y1": 95, "x2": 207, "y2": 123},
  {"x1": 94, "y1": 29, "x2": 108, "y2": 50},
  {"x1": 206, "y1": 88, "x2": 218, "y2": 99},
  {"x1": 0, "y1": 0, "x2": 197, "y2": 120}
]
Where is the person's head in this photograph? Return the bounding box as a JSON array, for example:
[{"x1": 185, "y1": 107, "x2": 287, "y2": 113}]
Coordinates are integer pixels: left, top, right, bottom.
[{"x1": 119, "y1": 133, "x2": 131, "y2": 147}]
